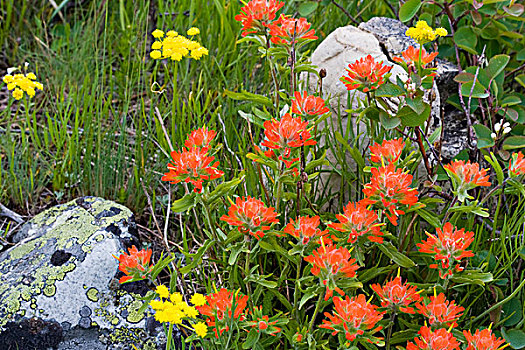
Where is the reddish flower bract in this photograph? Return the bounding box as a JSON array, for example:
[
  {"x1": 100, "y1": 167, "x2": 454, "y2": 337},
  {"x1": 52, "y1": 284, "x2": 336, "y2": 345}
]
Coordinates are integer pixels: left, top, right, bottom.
[
  {"x1": 340, "y1": 55, "x2": 392, "y2": 93},
  {"x1": 283, "y1": 215, "x2": 329, "y2": 245},
  {"x1": 416, "y1": 292, "x2": 464, "y2": 328},
  {"x1": 369, "y1": 138, "x2": 405, "y2": 165},
  {"x1": 113, "y1": 245, "x2": 153, "y2": 284},
  {"x1": 269, "y1": 15, "x2": 317, "y2": 46},
  {"x1": 161, "y1": 147, "x2": 224, "y2": 193},
  {"x1": 463, "y1": 328, "x2": 507, "y2": 350},
  {"x1": 328, "y1": 201, "x2": 384, "y2": 244},
  {"x1": 234, "y1": 0, "x2": 284, "y2": 37},
  {"x1": 291, "y1": 91, "x2": 329, "y2": 117},
  {"x1": 407, "y1": 326, "x2": 460, "y2": 350},
  {"x1": 393, "y1": 46, "x2": 439, "y2": 67},
  {"x1": 370, "y1": 276, "x2": 421, "y2": 314},
  {"x1": 220, "y1": 196, "x2": 279, "y2": 239},
  {"x1": 417, "y1": 222, "x2": 474, "y2": 278},
  {"x1": 320, "y1": 294, "x2": 384, "y2": 343},
  {"x1": 509, "y1": 151, "x2": 525, "y2": 177},
  {"x1": 185, "y1": 126, "x2": 217, "y2": 149}
]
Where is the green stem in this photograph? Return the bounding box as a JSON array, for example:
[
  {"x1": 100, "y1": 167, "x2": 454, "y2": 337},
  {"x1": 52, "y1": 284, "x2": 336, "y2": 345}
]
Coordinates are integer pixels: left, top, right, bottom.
[
  {"x1": 386, "y1": 310, "x2": 396, "y2": 350},
  {"x1": 309, "y1": 289, "x2": 325, "y2": 333},
  {"x1": 166, "y1": 323, "x2": 173, "y2": 350},
  {"x1": 294, "y1": 258, "x2": 302, "y2": 320}
]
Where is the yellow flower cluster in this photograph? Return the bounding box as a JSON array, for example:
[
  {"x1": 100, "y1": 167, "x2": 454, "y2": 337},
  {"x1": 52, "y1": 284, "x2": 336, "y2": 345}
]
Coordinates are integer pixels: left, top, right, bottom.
[
  {"x1": 149, "y1": 286, "x2": 207, "y2": 338},
  {"x1": 150, "y1": 28, "x2": 208, "y2": 61},
  {"x1": 406, "y1": 20, "x2": 448, "y2": 44},
  {"x1": 3, "y1": 72, "x2": 43, "y2": 100}
]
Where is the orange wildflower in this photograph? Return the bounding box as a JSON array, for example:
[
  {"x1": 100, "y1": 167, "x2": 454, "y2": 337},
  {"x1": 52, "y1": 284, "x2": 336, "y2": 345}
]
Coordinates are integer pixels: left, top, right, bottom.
[
  {"x1": 304, "y1": 239, "x2": 360, "y2": 300},
  {"x1": 369, "y1": 138, "x2": 405, "y2": 165},
  {"x1": 320, "y1": 294, "x2": 384, "y2": 343},
  {"x1": 416, "y1": 293, "x2": 464, "y2": 328},
  {"x1": 161, "y1": 147, "x2": 224, "y2": 193},
  {"x1": 220, "y1": 196, "x2": 279, "y2": 240},
  {"x1": 407, "y1": 326, "x2": 460, "y2": 350},
  {"x1": 417, "y1": 222, "x2": 474, "y2": 279},
  {"x1": 444, "y1": 160, "x2": 490, "y2": 202},
  {"x1": 291, "y1": 91, "x2": 329, "y2": 117},
  {"x1": 245, "y1": 307, "x2": 282, "y2": 336},
  {"x1": 283, "y1": 215, "x2": 330, "y2": 245},
  {"x1": 370, "y1": 276, "x2": 421, "y2": 314},
  {"x1": 393, "y1": 46, "x2": 439, "y2": 68},
  {"x1": 362, "y1": 163, "x2": 419, "y2": 226},
  {"x1": 113, "y1": 245, "x2": 153, "y2": 284},
  {"x1": 185, "y1": 126, "x2": 217, "y2": 149},
  {"x1": 328, "y1": 201, "x2": 384, "y2": 244},
  {"x1": 196, "y1": 288, "x2": 249, "y2": 337},
  {"x1": 463, "y1": 328, "x2": 507, "y2": 350},
  {"x1": 261, "y1": 113, "x2": 316, "y2": 168},
  {"x1": 340, "y1": 55, "x2": 392, "y2": 93},
  {"x1": 269, "y1": 15, "x2": 317, "y2": 46},
  {"x1": 234, "y1": 0, "x2": 284, "y2": 37},
  {"x1": 509, "y1": 151, "x2": 525, "y2": 177}
]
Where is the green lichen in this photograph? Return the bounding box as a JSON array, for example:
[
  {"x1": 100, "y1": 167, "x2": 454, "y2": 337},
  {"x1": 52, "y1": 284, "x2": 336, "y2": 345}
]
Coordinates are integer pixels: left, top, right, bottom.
[
  {"x1": 86, "y1": 288, "x2": 99, "y2": 302},
  {"x1": 126, "y1": 300, "x2": 145, "y2": 324},
  {"x1": 43, "y1": 285, "x2": 56, "y2": 297}
]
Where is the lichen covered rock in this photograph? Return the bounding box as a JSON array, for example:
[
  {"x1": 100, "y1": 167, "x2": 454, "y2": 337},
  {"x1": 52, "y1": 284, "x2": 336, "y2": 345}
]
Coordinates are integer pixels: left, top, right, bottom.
[{"x1": 0, "y1": 197, "x2": 162, "y2": 349}]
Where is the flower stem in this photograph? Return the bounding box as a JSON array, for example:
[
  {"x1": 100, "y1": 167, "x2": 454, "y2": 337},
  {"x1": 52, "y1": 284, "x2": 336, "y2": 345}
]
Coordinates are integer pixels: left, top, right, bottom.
[
  {"x1": 309, "y1": 289, "x2": 325, "y2": 333},
  {"x1": 386, "y1": 311, "x2": 397, "y2": 350}
]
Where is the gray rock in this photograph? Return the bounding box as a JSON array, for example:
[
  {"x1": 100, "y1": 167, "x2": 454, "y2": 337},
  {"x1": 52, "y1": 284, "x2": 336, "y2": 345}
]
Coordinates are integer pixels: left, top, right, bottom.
[{"x1": 0, "y1": 197, "x2": 162, "y2": 350}]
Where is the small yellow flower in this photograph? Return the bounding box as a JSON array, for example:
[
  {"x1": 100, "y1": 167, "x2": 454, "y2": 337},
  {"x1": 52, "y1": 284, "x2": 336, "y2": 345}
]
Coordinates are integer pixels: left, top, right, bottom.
[
  {"x1": 435, "y1": 27, "x2": 448, "y2": 37},
  {"x1": 3, "y1": 75, "x2": 13, "y2": 84},
  {"x1": 190, "y1": 47, "x2": 209, "y2": 60},
  {"x1": 149, "y1": 300, "x2": 165, "y2": 310},
  {"x1": 193, "y1": 322, "x2": 207, "y2": 337},
  {"x1": 170, "y1": 292, "x2": 183, "y2": 304},
  {"x1": 190, "y1": 293, "x2": 207, "y2": 306},
  {"x1": 152, "y1": 29, "x2": 164, "y2": 38},
  {"x1": 166, "y1": 30, "x2": 178, "y2": 37},
  {"x1": 12, "y1": 88, "x2": 23, "y2": 100},
  {"x1": 405, "y1": 20, "x2": 446, "y2": 44},
  {"x1": 7, "y1": 82, "x2": 16, "y2": 90},
  {"x1": 26, "y1": 72, "x2": 36, "y2": 80},
  {"x1": 151, "y1": 41, "x2": 162, "y2": 50},
  {"x1": 150, "y1": 50, "x2": 162, "y2": 59},
  {"x1": 26, "y1": 87, "x2": 35, "y2": 97},
  {"x1": 156, "y1": 285, "x2": 170, "y2": 299},
  {"x1": 187, "y1": 27, "x2": 200, "y2": 36}
]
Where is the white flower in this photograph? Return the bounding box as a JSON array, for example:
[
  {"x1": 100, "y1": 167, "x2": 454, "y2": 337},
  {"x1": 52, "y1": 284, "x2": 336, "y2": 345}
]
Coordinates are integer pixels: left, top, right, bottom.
[
  {"x1": 491, "y1": 133, "x2": 497, "y2": 140},
  {"x1": 503, "y1": 127, "x2": 512, "y2": 134},
  {"x1": 494, "y1": 123, "x2": 501, "y2": 133},
  {"x1": 7, "y1": 67, "x2": 17, "y2": 74},
  {"x1": 503, "y1": 122, "x2": 510, "y2": 129},
  {"x1": 24, "y1": 62, "x2": 29, "y2": 68}
]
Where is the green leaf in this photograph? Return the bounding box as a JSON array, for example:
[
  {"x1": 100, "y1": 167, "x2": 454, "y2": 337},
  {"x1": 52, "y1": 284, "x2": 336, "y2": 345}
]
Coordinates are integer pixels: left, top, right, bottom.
[
  {"x1": 380, "y1": 111, "x2": 402, "y2": 129},
  {"x1": 454, "y1": 72, "x2": 475, "y2": 83},
  {"x1": 205, "y1": 175, "x2": 245, "y2": 205},
  {"x1": 518, "y1": 48, "x2": 525, "y2": 61},
  {"x1": 516, "y1": 74, "x2": 525, "y2": 89},
  {"x1": 487, "y1": 54, "x2": 510, "y2": 78},
  {"x1": 171, "y1": 193, "x2": 197, "y2": 213},
  {"x1": 377, "y1": 242, "x2": 415, "y2": 268},
  {"x1": 298, "y1": 1, "x2": 318, "y2": 16},
  {"x1": 473, "y1": 124, "x2": 495, "y2": 149},
  {"x1": 451, "y1": 271, "x2": 493, "y2": 286},
  {"x1": 399, "y1": 0, "x2": 422, "y2": 22},
  {"x1": 503, "y1": 136, "x2": 525, "y2": 150},
  {"x1": 416, "y1": 208, "x2": 441, "y2": 228},
  {"x1": 180, "y1": 239, "x2": 215, "y2": 274},
  {"x1": 502, "y1": 328, "x2": 525, "y2": 349},
  {"x1": 375, "y1": 83, "x2": 405, "y2": 97},
  {"x1": 299, "y1": 286, "x2": 321, "y2": 309},
  {"x1": 502, "y1": 298, "x2": 522, "y2": 327},
  {"x1": 398, "y1": 105, "x2": 431, "y2": 127},
  {"x1": 406, "y1": 96, "x2": 426, "y2": 115},
  {"x1": 484, "y1": 152, "x2": 504, "y2": 185},
  {"x1": 224, "y1": 89, "x2": 273, "y2": 107},
  {"x1": 243, "y1": 329, "x2": 261, "y2": 349},
  {"x1": 454, "y1": 27, "x2": 478, "y2": 54},
  {"x1": 461, "y1": 81, "x2": 489, "y2": 98},
  {"x1": 502, "y1": 96, "x2": 522, "y2": 107}
]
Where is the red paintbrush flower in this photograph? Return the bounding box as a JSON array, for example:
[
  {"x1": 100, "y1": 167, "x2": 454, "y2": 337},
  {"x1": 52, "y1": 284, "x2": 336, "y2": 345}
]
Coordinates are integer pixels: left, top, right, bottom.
[
  {"x1": 234, "y1": 0, "x2": 284, "y2": 37},
  {"x1": 417, "y1": 222, "x2": 474, "y2": 279},
  {"x1": 320, "y1": 294, "x2": 384, "y2": 343},
  {"x1": 463, "y1": 328, "x2": 507, "y2": 350},
  {"x1": 245, "y1": 306, "x2": 282, "y2": 336},
  {"x1": 407, "y1": 326, "x2": 460, "y2": 350},
  {"x1": 304, "y1": 238, "x2": 360, "y2": 300},
  {"x1": 328, "y1": 201, "x2": 384, "y2": 244},
  {"x1": 369, "y1": 138, "x2": 405, "y2": 165},
  {"x1": 261, "y1": 113, "x2": 316, "y2": 167},
  {"x1": 393, "y1": 46, "x2": 439, "y2": 68},
  {"x1": 444, "y1": 160, "x2": 490, "y2": 202},
  {"x1": 113, "y1": 245, "x2": 153, "y2": 283},
  {"x1": 362, "y1": 163, "x2": 419, "y2": 226},
  {"x1": 220, "y1": 196, "x2": 279, "y2": 240},
  {"x1": 370, "y1": 276, "x2": 421, "y2": 314},
  {"x1": 269, "y1": 15, "x2": 317, "y2": 46},
  {"x1": 291, "y1": 91, "x2": 329, "y2": 117},
  {"x1": 161, "y1": 147, "x2": 224, "y2": 193},
  {"x1": 185, "y1": 126, "x2": 217, "y2": 149},
  {"x1": 340, "y1": 55, "x2": 392, "y2": 93},
  {"x1": 509, "y1": 151, "x2": 525, "y2": 177},
  {"x1": 283, "y1": 215, "x2": 330, "y2": 245},
  {"x1": 416, "y1": 292, "x2": 464, "y2": 328},
  {"x1": 196, "y1": 288, "x2": 249, "y2": 337}
]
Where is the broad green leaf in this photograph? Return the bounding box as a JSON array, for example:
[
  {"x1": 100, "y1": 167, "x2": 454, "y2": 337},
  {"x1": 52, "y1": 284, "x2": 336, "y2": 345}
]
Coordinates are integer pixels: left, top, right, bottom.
[
  {"x1": 473, "y1": 124, "x2": 495, "y2": 149},
  {"x1": 487, "y1": 54, "x2": 510, "y2": 78},
  {"x1": 518, "y1": 48, "x2": 525, "y2": 61},
  {"x1": 243, "y1": 329, "x2": 261, "y2": 349},
  {"x1": 224, "y1": 89, "x2": 273, "y2": 107},
  {"x1": 461, "y1": 81, "x2": 489, "y2": 98},
  {"x1": 171, "y1": 193, "x2": 197, "y2": 213},
  {"x1": 377, "y1": 242, "x2": 415, "y2": 268},
  {"x1": 502, "y1": 298, "x2": 522, "y2": 327},
  {"x1": 502, "y1": 328, "x2": 525, "y2": 349},
  {"x1": 502, "y1": 96, "x2": 522, "y2": 107},
  {"x1": 454, "y1": 72, "x2": 475, "y2": 83},
  {"x1": 380, "y1": 111, "x2": 402, "y2": 129},
  {"x1": 205, "y1": 175, "x2": 245, "y2": 205},
  {"x1": 399, "y1": 0, "x2": 422, "y2": 22},
  {"x1": 503, "y1": 3, "x2": 524, "y2": 17},
  {"x1": 375, "y1": 83, "x2": 405, "y2": 97},
  {"x1": 398, "y1": 105, "x2": 431, "y2": 127},
  {"x1": 406, "y1": 96, "x2": 426, "y2": 115},
  {"x1": 503, "y1": 136, "x2": 525, "y2": 150},
  {"x1": 516, "y1": 74, "x2": 525, "y2": 89},
  {"x1": 416, "y1": 208, "x2": 441, "y2": 228},
  {"x1": 298, "y1": 1, "x2": 318, "y2": 16},
  {"x1": 454, "y1": 27, "x2": 478, "y2": 54}
]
